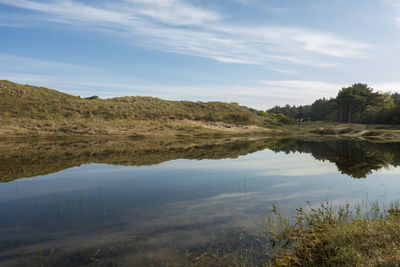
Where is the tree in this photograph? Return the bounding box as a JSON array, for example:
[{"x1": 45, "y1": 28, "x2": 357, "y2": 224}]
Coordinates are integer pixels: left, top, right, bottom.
[
  {"x1": 336, "y1": 83, "x2": 373, "y2": 123},
  {"x1": 267, "y1": 83, "x2": 400, "y2": 125},
  {"x1": 310, "y1": 98, "x2": 337, "y2": 121}
]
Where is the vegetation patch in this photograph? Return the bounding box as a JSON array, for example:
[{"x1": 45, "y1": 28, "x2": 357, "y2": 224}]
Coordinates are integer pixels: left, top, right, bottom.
[
  {"x1": 270, "y1": 202, "x2": 400, "y2": 266},
  {"x1": 362, "y1": 130, "x2": 382, "y2": 137},
  {"x1": 309, "y1": 128, "x2": 336, "y2": 135},
  {"x1": 337, "y1": 127, "x2": 353, "y2": 134},
  {"x1": 128, "y1": 133, "x2": 145, "y2": 140}
]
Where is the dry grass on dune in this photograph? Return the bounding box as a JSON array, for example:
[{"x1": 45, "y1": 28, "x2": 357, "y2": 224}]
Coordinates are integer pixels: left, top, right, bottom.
[{"x1": 0, "y1": 80, "x2": 289, "y2": 136}]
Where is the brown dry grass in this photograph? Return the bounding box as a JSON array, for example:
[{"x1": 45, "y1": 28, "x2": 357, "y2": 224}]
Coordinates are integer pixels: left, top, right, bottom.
[{"x1": 0, "y1": 80, "x2": 288, "y2": 137}]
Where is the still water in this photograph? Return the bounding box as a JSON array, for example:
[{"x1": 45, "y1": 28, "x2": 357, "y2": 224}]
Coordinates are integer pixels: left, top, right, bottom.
[{"x1": 1, "y1": 138, "x2": 400, "y2": 266}]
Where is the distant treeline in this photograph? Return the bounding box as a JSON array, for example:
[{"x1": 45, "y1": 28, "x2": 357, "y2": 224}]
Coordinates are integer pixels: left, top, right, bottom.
[{"x1": 268, "y1": 83, "x2": 400, "y2": 124}]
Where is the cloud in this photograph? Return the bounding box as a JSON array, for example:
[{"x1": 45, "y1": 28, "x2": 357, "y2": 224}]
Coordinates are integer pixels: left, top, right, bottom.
[
  {"x1": 0, "y1": 0, "x2": 133, "y2": 24},
  {"x1": 160, "y1": 150, "x2": 338, "y2": 176},
  {"x1": 0, "y1": 0, "x2": 370, "y2": 67},
  {"x1": 124, "y1": 0, "x2": 221, "y2": 26},
  {"x1": 261, "y1": 80, "x2": 346, "y2": 105},
  {"x1": 0, "y1": 54, "x2": 96, "y2": 72}
]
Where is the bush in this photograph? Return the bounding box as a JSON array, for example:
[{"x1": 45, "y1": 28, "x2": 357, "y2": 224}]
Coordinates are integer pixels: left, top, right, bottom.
[{"x1": 85, "y1": 95, "x2": 99, "y2": 100}]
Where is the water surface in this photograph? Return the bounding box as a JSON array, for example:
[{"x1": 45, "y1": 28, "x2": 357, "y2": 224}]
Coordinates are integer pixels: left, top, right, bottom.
[{"x1": 1, "y1": 138, "x2": 400, "y2": 266}]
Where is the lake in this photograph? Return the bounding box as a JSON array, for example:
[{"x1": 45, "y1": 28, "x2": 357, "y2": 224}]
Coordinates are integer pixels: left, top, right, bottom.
[{"x1": 1, "y1": 138, "x2": 400, "y2": 266}]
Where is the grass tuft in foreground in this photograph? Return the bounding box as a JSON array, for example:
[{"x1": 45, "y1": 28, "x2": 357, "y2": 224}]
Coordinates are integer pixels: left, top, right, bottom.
[{"x1": 270, "y1": 201, "x2": 400, "y2": 266}]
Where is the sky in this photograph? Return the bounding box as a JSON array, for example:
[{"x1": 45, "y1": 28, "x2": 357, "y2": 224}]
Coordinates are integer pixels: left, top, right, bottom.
[{"x1": 1, "y1": 0, "x2": 400, "y2": 109}]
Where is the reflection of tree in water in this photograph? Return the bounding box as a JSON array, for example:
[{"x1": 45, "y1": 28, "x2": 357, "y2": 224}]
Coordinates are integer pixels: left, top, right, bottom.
[{"x1": 269, "y1": 139, "x2": 400, "y2": 178}]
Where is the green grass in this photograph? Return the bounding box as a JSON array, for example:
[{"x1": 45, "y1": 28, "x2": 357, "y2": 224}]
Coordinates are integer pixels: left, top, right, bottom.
[{"x1": 270, "y1": 201, "x2": 400, "y2": 266}]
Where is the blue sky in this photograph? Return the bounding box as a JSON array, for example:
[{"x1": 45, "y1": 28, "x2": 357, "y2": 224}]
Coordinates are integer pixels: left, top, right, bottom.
[{"x1": 1, "y1": 0, "x2": 400, "y2": 108}]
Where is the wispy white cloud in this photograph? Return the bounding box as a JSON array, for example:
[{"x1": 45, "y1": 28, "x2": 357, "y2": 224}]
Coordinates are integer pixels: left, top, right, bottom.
[
  {"x1": 0, "y1": 0, "x2": 134, "y2": 24},
  {"x1": 124, "y1": 0, "x2": 221, "y2": 26},
  {"x1": 0, "y1": 54, "x2": 96, "y2": 72},
  {"x1": 0, "y1": 0, "x2": 370, "y2": 67}
]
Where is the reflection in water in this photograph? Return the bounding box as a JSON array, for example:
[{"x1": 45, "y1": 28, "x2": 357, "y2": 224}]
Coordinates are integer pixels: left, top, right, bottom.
[
  {"x1": 1, "y1": 138, "x2": 400, "y2": 266},
  {"x1": 269, "y1": 139, "x2": 400, "y2": 178},
  {"x1": 2, "y1": 138, "x2": 400, "y2": 181},
  {"x1": 0, "y1": 138, "x2": 273, "y2": 182}
]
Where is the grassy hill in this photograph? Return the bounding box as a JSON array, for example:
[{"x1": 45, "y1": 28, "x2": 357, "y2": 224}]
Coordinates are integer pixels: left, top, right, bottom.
[{"x1": 0, "y1": 80, "x2": 289, "y2": 136}]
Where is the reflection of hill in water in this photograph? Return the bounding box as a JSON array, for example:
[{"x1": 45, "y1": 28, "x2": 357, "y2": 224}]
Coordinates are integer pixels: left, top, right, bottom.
[
  {"x1": 269, "y1": 139, "x2": 400, "y2": 178},
  {"x1": 0, "y1": 138, "x2": 273, "y2": 182},
  {"x1": 2, "y1": 137, "x2": 400, "y2": 182}
]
